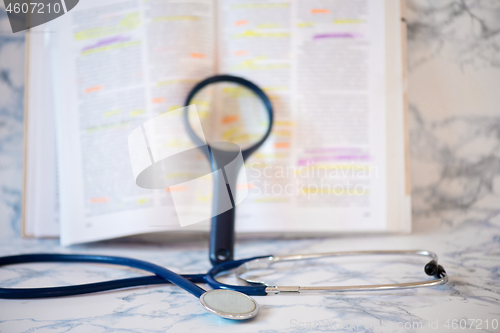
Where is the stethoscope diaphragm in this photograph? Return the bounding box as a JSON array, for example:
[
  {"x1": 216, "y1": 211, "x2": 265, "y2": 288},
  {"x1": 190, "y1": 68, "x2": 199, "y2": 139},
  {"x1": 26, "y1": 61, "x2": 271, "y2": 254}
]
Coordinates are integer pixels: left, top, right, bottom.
[{"x1": 199, "y1": 289, "x2": 259, "y2": 320}]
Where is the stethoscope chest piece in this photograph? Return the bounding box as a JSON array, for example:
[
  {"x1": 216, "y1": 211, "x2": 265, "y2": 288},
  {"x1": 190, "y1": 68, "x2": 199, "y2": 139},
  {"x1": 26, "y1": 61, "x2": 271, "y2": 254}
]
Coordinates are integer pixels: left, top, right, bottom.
[{"x1": 199, "y1": 289, "x2": 259, "y2": 320}]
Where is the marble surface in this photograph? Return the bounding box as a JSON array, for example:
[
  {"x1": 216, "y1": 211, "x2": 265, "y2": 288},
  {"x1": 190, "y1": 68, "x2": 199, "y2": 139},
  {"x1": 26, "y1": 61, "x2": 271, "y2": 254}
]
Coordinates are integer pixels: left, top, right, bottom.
[{"x1": 0, "y1": 1, "x2": 500, "y2": 332}]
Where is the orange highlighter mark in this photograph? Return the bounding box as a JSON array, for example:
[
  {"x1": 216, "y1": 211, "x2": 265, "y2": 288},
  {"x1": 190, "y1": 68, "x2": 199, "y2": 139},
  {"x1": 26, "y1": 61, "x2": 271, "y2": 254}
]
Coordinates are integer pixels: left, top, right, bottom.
[
  {"x1": 152, "y1": 97, "x2": 165, "y2": 104},
  {"x1": 85, "y1": 85, "x2": 103, "y2": 93},
  {"x1": 90, "y1": 197, "x2": 109, "y2": 203},
  {"x1": 274, "y1": 142, "x2": 289, "y2": 149},
  {"x1": 234, "y1": 50, "x2": 248, "y2": 56},
  {"x1": 311, "y1": 8, "x2": 329, "y2": 14},
  {"x1": 235, "y1": 20, "x2": 248, "y2": 26},
  {"x1": 190, "y1": 53, "x2": 206, "y2": 59},
  {"x1": 222, "y1": 115, "x2": 239, "y2": 124},
  {"x1": 166, "y1": 186, "x2": 188, "y2": 192}
]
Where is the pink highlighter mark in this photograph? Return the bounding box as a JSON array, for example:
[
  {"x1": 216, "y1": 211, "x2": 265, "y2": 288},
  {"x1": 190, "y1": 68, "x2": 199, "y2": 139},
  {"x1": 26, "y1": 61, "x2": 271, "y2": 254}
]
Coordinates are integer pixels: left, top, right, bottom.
[{"x1": 313, "y1": 32, "x2": 362, "y2": 40}]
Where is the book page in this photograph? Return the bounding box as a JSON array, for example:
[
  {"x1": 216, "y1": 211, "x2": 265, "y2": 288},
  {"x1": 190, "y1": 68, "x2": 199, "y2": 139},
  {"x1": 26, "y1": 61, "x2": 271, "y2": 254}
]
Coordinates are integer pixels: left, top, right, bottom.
[
  {"x1": 216, "y1": 0, "x2": 398, "y2": 232},
  {"x1": 52, "y1": 0, "x2": 216, "y2": 245},
  {"x1": 23, "y1": 28, "x2": 60, "y2": 238}
]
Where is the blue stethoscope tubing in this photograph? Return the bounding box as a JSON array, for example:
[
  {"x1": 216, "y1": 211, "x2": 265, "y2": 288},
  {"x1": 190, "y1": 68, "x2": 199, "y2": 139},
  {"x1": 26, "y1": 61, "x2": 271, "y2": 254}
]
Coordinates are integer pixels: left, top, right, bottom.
[{"x1": 0, "y1": 254, "x2": 269, "y2": 299}]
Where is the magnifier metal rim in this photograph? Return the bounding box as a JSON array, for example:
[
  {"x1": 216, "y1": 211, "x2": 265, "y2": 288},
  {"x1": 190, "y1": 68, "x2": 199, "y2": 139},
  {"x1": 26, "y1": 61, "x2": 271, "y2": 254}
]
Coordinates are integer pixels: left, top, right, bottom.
[
  {"x1": 199, "y1": 289, "x2": 259, "y2": 320},
  {"x1": 183, "y1": 74, "x2": 274, "y2": 158}
]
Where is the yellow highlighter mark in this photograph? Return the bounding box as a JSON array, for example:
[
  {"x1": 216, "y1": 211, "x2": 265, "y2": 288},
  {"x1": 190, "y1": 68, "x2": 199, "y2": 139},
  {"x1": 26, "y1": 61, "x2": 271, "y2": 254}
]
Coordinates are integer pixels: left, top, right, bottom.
[
  {"x1": 197, "y1": 110, "x2": 209, "y2": 119},
  {"x1": 222, "y1": 127, "x2": 239, "y2": 139},
  {"x1": 231, "y1": 3, "x2": 289, "y2": 9},
  {"x1": 222, "y1": 85, "x2": 257, "y2": 97},
  {"x1": 295, "y1": 164, "x2": 373, "y2": 173},
  {"x1": 257, "y1": 23, "x2": 281, "y2": 29},
  {"x1": 161, "y1": 139, "x2": 187, "y2": 148},
  {"x1": 231, "y1": 61, "x2": 290, "y2": 71},
  {"x1": 221, "y1": 128, "x2": 259, "y2": 143},
  {"x1": 153, "y1": 16, "x2": 199, "y2": 22},
  {"x1": 334, "y1": 19, "x2": 365, "y2": 24},
  {"x1": 300, "y1": 188, "x2": 370, "y2": 196},
  {"x1": 254, "y1": 198, "x2": 289, "y2": 203},
  {"x1": 164, "y1": 172, "x2": 204, "y2": 179},
  {"x1": 156, "y1": 79, "x2": 198, "y2": 86},
  {"x1": 297, "y1": 22, "x2": 314, "y2": 28},
  {"x1": 273, "y1": 130, "x2": 291, "y2": 137},
  {"x1": 233, "y1": 133, "x2": 258, "y2": 142},
  {"x1": 262, "y1": 86, "x2": 288, "y2": 92},
  {"x1": 274, "y1": 121, "x2": 294, "y2": 126},
  {"x1": 75, "y1": 12, "x2": 141, "y2": 40},
  {"x1": 169, "y1": 105, "x2": 183, "y2": 111},
  {"x1": 86, "y1": 121, "x2": 129, "y2": 133},
  {"x1": 191, "y1": 99, "x2": 209, "y2": 107},
  {"x1": 197, "y1": 193, "x2": 211, "y2": 202},
  {"x1": 233, "y1": 30, "x2": 290, "y2": 38},
  {"x1": 104, "y1": 110, "x2": 121, "y2": 117},
  {"x1": 130, "y1": 109, "x2": 145, "y2": 116},
  {"x1": 82, "y1": 41, "x2": 141, "y2": 56},
  {"x1": 254, "y1": 153, "x2": 288, "y2": 159}
]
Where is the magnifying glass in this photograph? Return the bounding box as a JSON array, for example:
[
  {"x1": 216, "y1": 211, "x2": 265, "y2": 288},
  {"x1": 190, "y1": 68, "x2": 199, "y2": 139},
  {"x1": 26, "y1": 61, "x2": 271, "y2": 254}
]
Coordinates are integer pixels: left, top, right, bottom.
[{"x1": 184, "y1": 75, "x2": 274, "y2": 265}]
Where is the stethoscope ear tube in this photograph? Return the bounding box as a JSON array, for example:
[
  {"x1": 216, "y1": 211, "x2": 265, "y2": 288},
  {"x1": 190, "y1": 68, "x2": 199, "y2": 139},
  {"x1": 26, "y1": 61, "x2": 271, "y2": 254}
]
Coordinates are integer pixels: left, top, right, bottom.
[
  {"x1": 0, "y1": 251, "x2": 448, "y2": 299},
  {"x1": 234, "y1": 250, "x2": 448, "y2": 294}
]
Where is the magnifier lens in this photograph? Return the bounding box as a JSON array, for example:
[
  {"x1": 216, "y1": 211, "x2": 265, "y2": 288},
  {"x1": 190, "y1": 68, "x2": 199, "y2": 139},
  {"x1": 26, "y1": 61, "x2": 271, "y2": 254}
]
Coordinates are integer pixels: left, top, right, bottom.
[{"x1": 188, "y1": 82, "x2": 270, "y2": 151}]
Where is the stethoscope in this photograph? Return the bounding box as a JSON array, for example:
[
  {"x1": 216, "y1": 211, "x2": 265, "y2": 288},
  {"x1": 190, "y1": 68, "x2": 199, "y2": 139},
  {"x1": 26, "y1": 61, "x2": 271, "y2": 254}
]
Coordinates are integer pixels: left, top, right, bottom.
[
  {"x1": 0, "y1": 251, "x2": 447, "y2": 320},
  {"x1": 0, "y1": 76, "x2": 448, "y2": 321}
]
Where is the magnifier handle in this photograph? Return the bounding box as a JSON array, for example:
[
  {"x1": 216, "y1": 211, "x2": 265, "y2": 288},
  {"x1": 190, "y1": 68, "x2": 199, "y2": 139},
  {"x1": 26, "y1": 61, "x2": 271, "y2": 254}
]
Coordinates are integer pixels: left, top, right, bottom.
[
  {"x1": 210, "y1": 207, "x2": 235, "y2": 265},
  {"x1": 210, "y1": 161, "x2": 240, "y2": 266}
]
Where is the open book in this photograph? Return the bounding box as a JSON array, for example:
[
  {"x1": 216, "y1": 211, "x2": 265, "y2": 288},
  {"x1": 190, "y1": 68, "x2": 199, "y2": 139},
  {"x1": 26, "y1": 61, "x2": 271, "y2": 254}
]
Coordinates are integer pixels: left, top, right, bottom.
[{"x1": 22, "y1": 0, "x2": 410, "y2": 245}]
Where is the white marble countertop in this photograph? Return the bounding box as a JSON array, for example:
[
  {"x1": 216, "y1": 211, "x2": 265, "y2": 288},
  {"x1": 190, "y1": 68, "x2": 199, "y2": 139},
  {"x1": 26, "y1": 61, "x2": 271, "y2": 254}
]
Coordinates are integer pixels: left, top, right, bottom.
[
  {"x1": 0, "y1": 224, "x2": 499, "y2": 332},
  {"x1": 1, "y1": 1, "x2": 500, "y2": 332}
]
